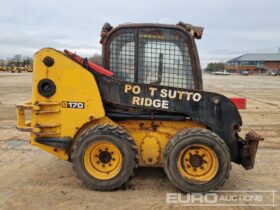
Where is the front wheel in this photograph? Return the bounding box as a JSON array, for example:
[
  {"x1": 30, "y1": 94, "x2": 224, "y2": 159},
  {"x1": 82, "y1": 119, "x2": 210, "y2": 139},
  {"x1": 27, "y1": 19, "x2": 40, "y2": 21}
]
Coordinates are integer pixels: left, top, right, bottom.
[
  {"x1": 72, "y1": 124, "x2": 138, "y2": 190},
  {"x1": 164, "y1": 128, "x2": 231, "y2": 193}
]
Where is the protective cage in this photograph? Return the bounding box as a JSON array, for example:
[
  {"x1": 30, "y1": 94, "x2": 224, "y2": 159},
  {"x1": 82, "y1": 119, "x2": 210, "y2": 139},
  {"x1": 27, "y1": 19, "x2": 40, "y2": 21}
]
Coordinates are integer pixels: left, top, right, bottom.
[{"x1": 105, "y1": 27, "x2": 197, "y2": 89}]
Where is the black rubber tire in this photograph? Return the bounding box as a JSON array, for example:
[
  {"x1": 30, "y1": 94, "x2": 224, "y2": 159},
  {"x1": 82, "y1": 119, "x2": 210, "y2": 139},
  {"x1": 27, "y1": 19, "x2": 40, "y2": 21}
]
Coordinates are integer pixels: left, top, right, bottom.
[
  {"x1": 71, "y1": 124, "x2": 138, "y2": 191},
  {"x1": 164, "y1": 128, "x2": 231, "y2": 193}
]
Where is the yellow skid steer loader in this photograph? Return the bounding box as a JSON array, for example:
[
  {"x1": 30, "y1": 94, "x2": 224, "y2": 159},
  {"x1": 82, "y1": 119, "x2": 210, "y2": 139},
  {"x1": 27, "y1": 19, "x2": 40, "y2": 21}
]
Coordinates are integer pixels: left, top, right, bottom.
[{"x1": 16, "y1": 22, "x2": 262, "y2": 193}]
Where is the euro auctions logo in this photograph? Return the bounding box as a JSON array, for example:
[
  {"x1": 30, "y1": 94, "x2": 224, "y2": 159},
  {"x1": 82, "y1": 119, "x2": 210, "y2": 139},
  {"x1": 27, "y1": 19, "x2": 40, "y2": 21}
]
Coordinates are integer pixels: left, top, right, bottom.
[
  {"x1": 167, "y1": 192, "x2": 218, "y2": 204},
  {"x1": 166, "y1": 190, "x2": 277, "y2": 207}
]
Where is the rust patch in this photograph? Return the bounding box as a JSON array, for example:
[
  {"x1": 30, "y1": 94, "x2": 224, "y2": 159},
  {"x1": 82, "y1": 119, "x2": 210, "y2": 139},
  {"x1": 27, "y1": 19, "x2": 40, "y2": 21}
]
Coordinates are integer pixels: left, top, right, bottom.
[{"x1": 240, "y1": 130, "x2": 264, "y2": 170}]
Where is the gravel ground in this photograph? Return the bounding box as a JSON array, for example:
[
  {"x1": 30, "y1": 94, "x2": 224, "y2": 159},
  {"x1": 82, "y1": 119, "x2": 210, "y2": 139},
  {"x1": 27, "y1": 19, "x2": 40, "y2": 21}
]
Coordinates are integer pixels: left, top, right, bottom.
[{"x1": 0, "y1": 72, "x2": 279, "y2": 209}]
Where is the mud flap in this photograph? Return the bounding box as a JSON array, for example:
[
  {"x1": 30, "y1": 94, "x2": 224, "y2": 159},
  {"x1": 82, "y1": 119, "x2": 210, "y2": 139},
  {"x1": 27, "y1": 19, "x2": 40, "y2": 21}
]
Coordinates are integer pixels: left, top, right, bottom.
[{"x1": 240, "y1": 130, "x2": 264, "y2": 170}]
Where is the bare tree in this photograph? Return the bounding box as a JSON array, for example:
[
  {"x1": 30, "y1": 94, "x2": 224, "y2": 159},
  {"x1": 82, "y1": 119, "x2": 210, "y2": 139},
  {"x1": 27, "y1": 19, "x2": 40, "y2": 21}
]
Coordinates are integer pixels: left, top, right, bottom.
[
  {"x1": 22, "y1": 56, "x2": 33, "y2": 66},
  {"x1": 12, "y1": 54, "x2": 22, "y2": 66}
]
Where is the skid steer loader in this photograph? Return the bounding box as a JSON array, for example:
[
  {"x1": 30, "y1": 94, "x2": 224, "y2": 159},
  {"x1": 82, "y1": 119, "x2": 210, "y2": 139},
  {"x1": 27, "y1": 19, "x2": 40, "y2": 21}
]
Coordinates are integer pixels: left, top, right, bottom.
[{"x1": 16, "y1": 22, "x2": 263, "y2": 193}]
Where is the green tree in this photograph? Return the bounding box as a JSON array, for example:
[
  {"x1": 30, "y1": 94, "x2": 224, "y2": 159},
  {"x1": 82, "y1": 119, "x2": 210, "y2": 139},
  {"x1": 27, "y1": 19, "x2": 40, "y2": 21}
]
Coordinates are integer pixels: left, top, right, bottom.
[{"x1": 205, "y1": 62, "x2": 225, "y2": 72}]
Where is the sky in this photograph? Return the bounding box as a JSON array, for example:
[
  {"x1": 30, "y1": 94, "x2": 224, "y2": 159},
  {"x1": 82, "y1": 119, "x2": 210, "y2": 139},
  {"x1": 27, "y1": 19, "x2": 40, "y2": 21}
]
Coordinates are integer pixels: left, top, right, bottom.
[{"x1": 0, "y1": 0, "x2": 280, "y2": 67}]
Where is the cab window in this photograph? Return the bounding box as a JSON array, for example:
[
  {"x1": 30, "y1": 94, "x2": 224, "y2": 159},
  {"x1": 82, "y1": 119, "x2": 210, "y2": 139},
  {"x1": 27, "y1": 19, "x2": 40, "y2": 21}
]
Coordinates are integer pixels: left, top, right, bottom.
[{"x1": 109, "y1": 28, "x2": 194, "y2": 89}]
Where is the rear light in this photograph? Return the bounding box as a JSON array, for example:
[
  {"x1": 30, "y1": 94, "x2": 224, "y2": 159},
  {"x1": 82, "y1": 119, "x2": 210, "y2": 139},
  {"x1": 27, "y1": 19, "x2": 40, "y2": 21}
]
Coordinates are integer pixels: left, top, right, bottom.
[
  {"x1": 38, "y1": 79, "x2": 56, "y2": 97},
  {"x1": 229, "y1": 97, "x2": 246, "y2": 109}
]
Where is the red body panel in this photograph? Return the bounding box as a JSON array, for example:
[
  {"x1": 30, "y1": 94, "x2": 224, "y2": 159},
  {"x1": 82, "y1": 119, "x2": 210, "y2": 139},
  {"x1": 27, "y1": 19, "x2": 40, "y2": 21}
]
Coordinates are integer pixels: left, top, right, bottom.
[
  {"x1": 229, "y1": 97, "x2": 246, "y2": 109},
  {"x1": 64, "y1": 49, "x2": 114, "y2": 77}
]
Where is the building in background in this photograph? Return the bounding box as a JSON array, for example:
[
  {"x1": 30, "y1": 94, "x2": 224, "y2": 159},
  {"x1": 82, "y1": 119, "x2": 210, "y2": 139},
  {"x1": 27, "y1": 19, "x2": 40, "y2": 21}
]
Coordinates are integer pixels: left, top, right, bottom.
[{"x1": 225, "y1": 49, "x2": 280, "y2": 73}]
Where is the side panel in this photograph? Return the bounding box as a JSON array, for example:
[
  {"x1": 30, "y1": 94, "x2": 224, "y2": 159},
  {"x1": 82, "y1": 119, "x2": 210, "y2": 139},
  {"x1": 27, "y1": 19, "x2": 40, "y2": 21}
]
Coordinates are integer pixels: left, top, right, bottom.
[
  {"x1": 92, "y1": 72, "x2": 242, "y2": 161},
  {"x1": 118, "y1": 120, "x2": 205, "y2": 167},
  {"x1": 30, "y1": 48, "x2": 105, "y2": 159}
]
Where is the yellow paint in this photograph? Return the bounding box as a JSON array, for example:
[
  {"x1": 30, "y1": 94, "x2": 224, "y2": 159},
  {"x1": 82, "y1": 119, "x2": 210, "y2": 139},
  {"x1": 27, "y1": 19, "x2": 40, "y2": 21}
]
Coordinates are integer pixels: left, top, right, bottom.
[
  {"x1": 140, "y1": 135, "x2": 161, "y2": 165},
  {"x1": 177, "y1": 144, "x2": 219, "y2": 183},
  {"x1": 84, "y1": 141, "x2": 122, "y2": 180},
  {"x1": 118, "y1": 120, "x2": 205, "y2": 166},
  {"x1": 16, "y1": 47, "x2": 206, "y2": 167},
  {"x1": 17, "y1": 48, "x2": 105, "y2": 160},
  {"x1": 16, "y1": 102, "x2": 33, "y2": 132}
]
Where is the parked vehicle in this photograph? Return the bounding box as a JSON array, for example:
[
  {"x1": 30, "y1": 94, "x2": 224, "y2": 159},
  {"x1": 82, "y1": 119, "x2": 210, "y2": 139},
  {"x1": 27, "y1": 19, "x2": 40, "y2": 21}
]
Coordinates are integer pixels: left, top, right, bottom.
[
  {"x1": 240, "y1": 70, "x2": 249, "y2": 76},
  {"x1": 212, "y1": 70, "x2": 230, "y2": 75}
]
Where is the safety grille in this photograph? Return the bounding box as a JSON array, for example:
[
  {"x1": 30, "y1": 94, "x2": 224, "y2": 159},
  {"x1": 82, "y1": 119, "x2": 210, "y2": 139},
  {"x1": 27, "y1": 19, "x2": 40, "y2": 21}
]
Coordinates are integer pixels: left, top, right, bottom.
[
  {"x1": 109, "y1": 29, "x2": 194, "y2": 89},
  {"x1": 110, "y1": 32, "x2": 135, "y2": 82}
]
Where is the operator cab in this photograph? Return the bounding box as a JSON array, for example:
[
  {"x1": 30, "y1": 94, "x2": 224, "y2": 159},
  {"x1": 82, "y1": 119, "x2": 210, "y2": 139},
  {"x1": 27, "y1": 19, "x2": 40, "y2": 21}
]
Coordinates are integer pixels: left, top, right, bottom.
[{"x1": 100, "y1": 22, "x2": 204, "y2": 90}]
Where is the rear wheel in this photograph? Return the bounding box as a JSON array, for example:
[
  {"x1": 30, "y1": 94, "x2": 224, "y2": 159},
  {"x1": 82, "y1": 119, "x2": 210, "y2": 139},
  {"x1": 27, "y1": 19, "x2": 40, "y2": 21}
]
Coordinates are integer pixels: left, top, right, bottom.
[
  {"x1": 72, "y1": 124, "x2": 138, "y2": 190},
  {"x1": 164, "y1": 128, "x2": 231, "y2": 193}
]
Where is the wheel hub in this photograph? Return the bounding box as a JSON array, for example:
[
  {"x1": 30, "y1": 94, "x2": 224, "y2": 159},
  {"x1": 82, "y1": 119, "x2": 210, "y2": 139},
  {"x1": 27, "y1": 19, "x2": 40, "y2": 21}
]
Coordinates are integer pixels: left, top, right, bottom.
[
  {"x1": 177, "y1": 144, "x2": 219, "y2": 183},
  {"x1": 99, "y1": 151, "x2": 112, "y2": 164},
  {"x1": 83, "y1": 141, "x2": 122, "y2": 180},
  {"x1": 189, "y1": 154, "x2": 203, "y2": 168}
]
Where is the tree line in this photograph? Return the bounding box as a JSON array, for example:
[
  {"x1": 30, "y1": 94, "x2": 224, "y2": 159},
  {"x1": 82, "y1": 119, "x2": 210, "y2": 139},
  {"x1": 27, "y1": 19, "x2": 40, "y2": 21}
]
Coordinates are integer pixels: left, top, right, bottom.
[
  {"x1": 0, "y1": 53, "x2": 103, "y2": 67},
  {"x1": 0, "y1": 54, "x2": 33, "y2": 67},
  {"x1": 1, "y1": 54, "x2": 227, "y2": 74}
]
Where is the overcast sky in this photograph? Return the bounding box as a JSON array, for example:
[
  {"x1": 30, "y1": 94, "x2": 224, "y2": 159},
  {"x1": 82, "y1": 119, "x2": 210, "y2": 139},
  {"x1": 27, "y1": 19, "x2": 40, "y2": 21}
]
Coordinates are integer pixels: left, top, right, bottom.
[{"x1": 0, "y1": 0, "x2": 280, "y2": 67}]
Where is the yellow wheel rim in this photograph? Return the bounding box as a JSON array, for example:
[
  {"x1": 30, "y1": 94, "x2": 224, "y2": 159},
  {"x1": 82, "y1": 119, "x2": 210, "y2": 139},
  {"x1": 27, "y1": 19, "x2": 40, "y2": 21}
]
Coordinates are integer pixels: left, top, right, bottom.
[
  {"x1": 177, "y1": 144, "x2": 219, "y2": 183},
  {"x1": 83, "y1": 141, "x2": 122, "y2": 180}
]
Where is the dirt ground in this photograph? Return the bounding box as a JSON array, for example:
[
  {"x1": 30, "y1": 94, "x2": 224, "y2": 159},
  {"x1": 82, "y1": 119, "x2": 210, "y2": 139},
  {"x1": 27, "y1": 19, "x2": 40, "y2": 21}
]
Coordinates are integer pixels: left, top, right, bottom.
[{"x1": 0, "y1": 72, "x2": 279, "y2": 209}]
